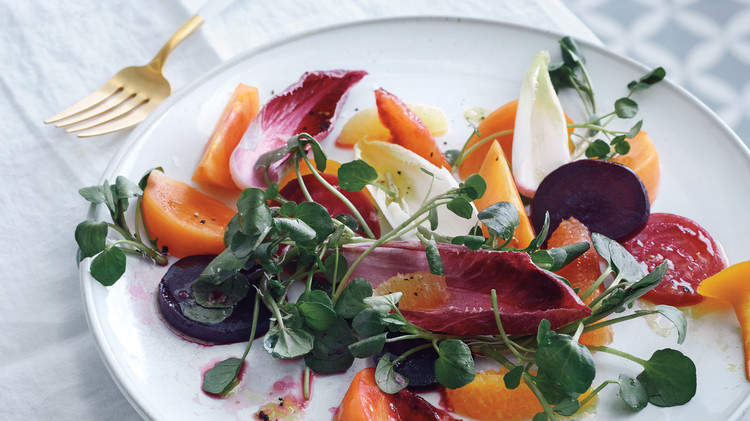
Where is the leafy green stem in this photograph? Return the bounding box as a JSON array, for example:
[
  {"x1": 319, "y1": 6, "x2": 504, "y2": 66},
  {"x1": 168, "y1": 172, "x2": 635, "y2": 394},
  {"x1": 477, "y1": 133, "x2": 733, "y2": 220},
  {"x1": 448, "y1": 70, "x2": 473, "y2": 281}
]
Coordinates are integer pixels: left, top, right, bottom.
[{"x1": 588, "y1": 345, "x2": 648, "y2": 366}]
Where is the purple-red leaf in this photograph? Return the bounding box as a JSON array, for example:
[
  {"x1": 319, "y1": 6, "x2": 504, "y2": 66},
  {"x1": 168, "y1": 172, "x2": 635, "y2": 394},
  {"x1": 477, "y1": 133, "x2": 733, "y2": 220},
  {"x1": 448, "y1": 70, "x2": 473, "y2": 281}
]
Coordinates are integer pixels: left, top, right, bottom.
[
  {"x1": 342, "y1": 241, "x2": 590, "y2": 335},
  {"x1": 230, "y1": 69, "x2": 367, "y2": 189}
]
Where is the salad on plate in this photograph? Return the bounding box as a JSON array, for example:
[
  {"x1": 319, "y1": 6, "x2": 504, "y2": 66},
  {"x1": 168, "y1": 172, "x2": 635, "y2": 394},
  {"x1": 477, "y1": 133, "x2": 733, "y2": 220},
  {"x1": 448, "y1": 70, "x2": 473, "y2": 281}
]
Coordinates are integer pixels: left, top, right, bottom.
[{"x1": 76, "y1": 35, "x2": 749, "y2": 421}]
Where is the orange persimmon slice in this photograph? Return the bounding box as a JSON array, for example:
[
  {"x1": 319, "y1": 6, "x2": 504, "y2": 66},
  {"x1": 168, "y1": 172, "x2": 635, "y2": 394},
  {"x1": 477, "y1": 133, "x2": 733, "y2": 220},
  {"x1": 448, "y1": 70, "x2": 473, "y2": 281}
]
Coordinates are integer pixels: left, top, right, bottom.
[
  {"x1": 333, "y1": 368, "x2": 398, "y2": 421},
  {"x1": 142, "y1": 170, "x2": 235, "y2": 258},
  {"x1": 192, "y1": 84, "x2": 260, "y2": 190},
  {"x1": 473, "y1": 140, "x2": 535, "y2": 249},
  {"x1": 375, "y1": 88, "x2": 451, "y2": 170},
  {"x1": 610, "y1": 130, "x2": 660, "y2": 204}
]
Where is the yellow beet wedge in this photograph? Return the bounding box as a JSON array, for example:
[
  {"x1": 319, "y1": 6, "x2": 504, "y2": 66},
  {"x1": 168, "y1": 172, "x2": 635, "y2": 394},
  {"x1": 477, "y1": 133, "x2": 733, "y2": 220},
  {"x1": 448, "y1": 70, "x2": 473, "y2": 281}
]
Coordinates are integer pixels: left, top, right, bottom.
[{"x1": 697, "y1": 261, "x2": 750, "y2": 380}]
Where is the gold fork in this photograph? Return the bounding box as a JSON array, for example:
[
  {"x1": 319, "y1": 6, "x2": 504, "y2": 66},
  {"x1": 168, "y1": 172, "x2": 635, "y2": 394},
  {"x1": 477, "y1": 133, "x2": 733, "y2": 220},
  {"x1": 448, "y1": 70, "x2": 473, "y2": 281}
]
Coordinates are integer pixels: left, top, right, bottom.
[{"x1": 45, "y1": 1, "x2": 233, "y2": 137}]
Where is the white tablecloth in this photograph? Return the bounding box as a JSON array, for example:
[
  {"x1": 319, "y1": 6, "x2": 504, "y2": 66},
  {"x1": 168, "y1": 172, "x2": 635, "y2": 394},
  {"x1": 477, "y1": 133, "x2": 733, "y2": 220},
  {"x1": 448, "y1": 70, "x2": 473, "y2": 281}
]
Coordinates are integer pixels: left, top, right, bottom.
[{"x1": 0, "y1": 1, "x2": 598, "y2": 419}]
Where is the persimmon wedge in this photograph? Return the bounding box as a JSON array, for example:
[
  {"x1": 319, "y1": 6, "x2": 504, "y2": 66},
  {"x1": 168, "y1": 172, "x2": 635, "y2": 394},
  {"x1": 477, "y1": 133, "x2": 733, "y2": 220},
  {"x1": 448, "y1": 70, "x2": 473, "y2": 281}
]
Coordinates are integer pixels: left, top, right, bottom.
[
  {"x1": 610, "y1": 130, "x2": 660, "y2": 204},
  {"x1": 333, "y1": 368, "x2": 457, "y2": 421},
  {"x1": 375, "y1": 88, "x2": 451, "y2": 170},
  {"x1": 473, "y1": 139, "x2": 534, "y2": 249},
  {"x1": 192, "y1": 84, "x2": 260, "y2": 190},
  {"x1": 142, "y1": 170, "x2": 235, "y2": 258}
]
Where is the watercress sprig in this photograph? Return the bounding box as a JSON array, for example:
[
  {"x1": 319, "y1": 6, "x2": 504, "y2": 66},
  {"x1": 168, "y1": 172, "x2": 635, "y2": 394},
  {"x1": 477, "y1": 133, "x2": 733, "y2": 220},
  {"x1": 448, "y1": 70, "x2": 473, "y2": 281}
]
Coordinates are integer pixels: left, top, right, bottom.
[{"x1": 76, "y1": 170, "x2": 167, "y2": 286}]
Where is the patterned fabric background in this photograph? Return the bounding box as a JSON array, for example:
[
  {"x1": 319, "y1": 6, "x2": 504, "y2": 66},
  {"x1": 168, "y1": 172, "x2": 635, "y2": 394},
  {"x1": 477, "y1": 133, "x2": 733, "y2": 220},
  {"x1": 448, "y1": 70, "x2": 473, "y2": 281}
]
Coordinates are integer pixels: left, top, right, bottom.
[{"x1": 565, "y1": 0, "x2": 750, "y2": 146}]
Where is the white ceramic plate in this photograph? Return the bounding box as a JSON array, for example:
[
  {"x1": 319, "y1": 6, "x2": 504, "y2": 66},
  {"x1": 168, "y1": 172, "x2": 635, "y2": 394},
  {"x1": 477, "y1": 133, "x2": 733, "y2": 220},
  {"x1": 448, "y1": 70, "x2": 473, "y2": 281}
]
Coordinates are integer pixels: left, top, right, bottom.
[{"x1": 81, "y1": 17, "x2": 750, "y2": 420}]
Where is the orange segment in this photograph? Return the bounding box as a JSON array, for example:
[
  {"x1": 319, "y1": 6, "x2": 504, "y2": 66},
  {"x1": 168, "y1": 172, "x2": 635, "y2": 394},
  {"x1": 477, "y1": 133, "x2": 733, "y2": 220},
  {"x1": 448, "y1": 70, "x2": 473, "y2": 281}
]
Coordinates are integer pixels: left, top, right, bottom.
[
  {"x1": 547, "y1": 217, "x2": 613, "y2": 346},
  {"x1": 336, "y1": 103, "x2": 449, "y2": 148},
  {"x1": 374, "y1": 271, "x2": 449, "y2": 311},
  {"x1": 375, "y1": 88, "x2": 451, "y2": 170},
  {"x1": 444, "y1": 368, "x2": 542, "y2": 421},
  {"x1": 192, "y1": 84, "x2": 260, "y2": 190},
  {"x1": 610, "y1": 131, "x2": 660, "y2": 204},
  {"x1": 142, "y1": 170, "x2": 235, "y2": 258},
  {"x1": 474, "y1": 140, "x2": 535, "y2": 249}
]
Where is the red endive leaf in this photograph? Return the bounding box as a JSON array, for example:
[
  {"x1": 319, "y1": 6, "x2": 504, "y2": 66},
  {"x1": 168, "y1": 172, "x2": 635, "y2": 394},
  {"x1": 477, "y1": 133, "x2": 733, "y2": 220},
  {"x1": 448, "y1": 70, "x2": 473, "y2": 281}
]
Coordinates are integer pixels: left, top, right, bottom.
[
  {"x1": 230, "y1": 69, "x2": 367, "y2": 189},
  {"x1": 342, "y1": 241, "x2": 590, "y2": 335}
]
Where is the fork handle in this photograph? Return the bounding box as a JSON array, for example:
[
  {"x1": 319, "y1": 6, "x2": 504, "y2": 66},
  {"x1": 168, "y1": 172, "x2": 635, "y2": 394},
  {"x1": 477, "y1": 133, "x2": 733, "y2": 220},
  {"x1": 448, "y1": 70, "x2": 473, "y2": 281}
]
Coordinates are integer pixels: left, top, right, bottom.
[{"x1": 148, "y1": 14, "x2": 204, "y2": 72}]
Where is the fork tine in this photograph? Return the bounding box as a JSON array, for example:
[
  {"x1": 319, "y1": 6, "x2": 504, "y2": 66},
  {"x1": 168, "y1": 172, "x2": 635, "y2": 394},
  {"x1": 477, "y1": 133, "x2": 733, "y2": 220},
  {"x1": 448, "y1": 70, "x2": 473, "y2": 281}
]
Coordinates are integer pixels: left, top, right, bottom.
[
  {"x1": 44, "y1": 83, "x2": 120, "y2": 124},
  {"x1": 65, "y1": 95, "x2": 148, "y2": 133},
  {"x1": 75, "y1": 100, "x2": 160, "y2": 138},
  {"x1": 54, "y1": 89, "x2": 133, "y2": 128}
]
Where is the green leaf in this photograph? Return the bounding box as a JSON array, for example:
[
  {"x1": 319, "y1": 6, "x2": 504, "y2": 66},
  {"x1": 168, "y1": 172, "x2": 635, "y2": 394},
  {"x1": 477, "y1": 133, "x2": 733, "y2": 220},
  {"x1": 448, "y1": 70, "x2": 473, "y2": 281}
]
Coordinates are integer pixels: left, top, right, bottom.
[
  {"x1": 636, "y1": 348, "x2": 696, "y2": 407},
  {"x1": 553, "y1": 396, "x2": 580, "y2": 416},
  {"x1": 363, "y1": 293, "x2": 402, "y2": 314},
  {"x1": 375, "y1": 354, "x2": 409, "y2": 394},
  {"x1": 446, "y1": 197, "x2": 474, "y2": 219},
  {"x1": 334, "y1": 278, "x2": 373, "y2": 318},
  {"x1": 586, "y1": 139, "x2": 611, "y2": 159},
  {"x1": 348, "y1": 333, "x2": 387, "y2": 358},
  {"x1": 617, "y1": 374, "x2": 648, "y2": 411},
  {"x1": 435, "y1": 339, "x2": 475, "y2": 389},
  {"x1": 462, "y1": 174, "x2": 487, "y2": 200},
  {"x1": 525, "y1": 213, "x2": 550, "y2": 252},
  {"x1": 478, "y1": 201, "x2": 520, "y2": 241},
  {"x1": 428, "y1": 207, "x2": 439, "y2": 231},
  {"x1": 628, "y1": 67, "x2": 666, "y2": 91},
  {"x1": 90, "y1": 247, "x2": 126, "y2": 286},
  {"x1": 445, "y1": 149, "x2": 460, "y2": 166},
  {"x1": 75, "y1": 220, "x2": 108, "y2": 258},
  {"x1": 295, "y1": 201, "x2": 334, "y2": 242},
  {"x1": 101, "y1": 179, "x2": 117, "y2": 214},
  {"x1": 299, "y1": 135, "x2": 328, "y2": 172},
  {"x1": 114, "y1": 175, "x2": 142, "y2": 200},
  {"x1": 78, "y1": 185, "x2": 105, "y2": 204},
  {"x1": 536, "y1": 331, "x2": 596, "y2": 394},
  {"x1": 137, "y1": 167, "x2": 163, "y2": 190},
  {"x1": 324, "y1": 253, "x2": 348, "y2": 285},
  {"x1": 652, "y1": 305, "x2": 687, "y2": 344},
  {"x1": 450, "y1": 235, "x2": 486, "y2": 251},
  {"x1": 192, "y1": 274, "x2": 249, "y2": 309},
  {"x1": 202, "y1": 357, "x2": 243, "y2": 395},
  {"x1": 352, "y1": 308, "x2": 386, "y2": 337},
  {"x1": 559, "y1": 36, "x2": 585, "y2": 67},
  {"x1": 274, "y1": 217, "x2": 317, "y2": 244},
  {"x1": 627, "y1": 120, "x2": 644, "y2": 139},
  {"x1": 181, "y1": 300, "x2": 233, "y2": 324},
  {"x1": 199, "y1": 248, "x2": 250, "y2": 285},
  {"x1": 532, "y1": 413, "x2": 548, "y2": 421},
  {"x1": 263, "y1": 324, "x2": 314, "y2": 359},
  {"x1": 237, "y1": 188, "x2": 273, "y2": 239},
  {"x1": 504, "y1": 365, "x2": 524, "y2": 389},
  {"x1": 338, "y1": 160, "x2": 378, "y2": 192},
  {"x1": 615, "y1": 97, "x2": 639, "y2": 119},
  {"x1": 425, "y1": 237, "x2": 444, "y2": 275},
  {"x1": 530, "y1": 241, "x2": 589, "y2": 271},
  {"x1": 614, "y1": 140, "x2": 631, "y2": 155},
  {"x1": 299, "y1": 301, "x2": 338, "y2": 331},
  {"x1": 306, "y1": 317, "x2": 356, "y2": 374},
  {"x1": 591, "y1": 233, "x2": 645, "y2": 282}
]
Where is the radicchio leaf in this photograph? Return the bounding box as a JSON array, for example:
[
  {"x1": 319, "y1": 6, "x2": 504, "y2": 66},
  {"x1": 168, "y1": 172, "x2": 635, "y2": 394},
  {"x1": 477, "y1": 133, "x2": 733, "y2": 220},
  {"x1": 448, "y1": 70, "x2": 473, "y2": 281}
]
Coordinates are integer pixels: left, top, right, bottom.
[
  {"x1": 230, "y1": 69, "x2": 367, "y2": 189},
  {"x1": 342, "y1": 241, "x2": 590, "y2": 335}
]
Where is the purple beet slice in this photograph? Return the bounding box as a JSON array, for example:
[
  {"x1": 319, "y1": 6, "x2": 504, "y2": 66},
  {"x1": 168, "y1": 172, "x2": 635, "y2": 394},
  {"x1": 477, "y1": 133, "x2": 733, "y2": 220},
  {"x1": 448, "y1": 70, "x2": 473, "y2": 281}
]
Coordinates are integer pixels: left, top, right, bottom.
[
  {"x1": 157, "y1": 255, "x2": 270, "y2": 344},
  {"x1": 530, "y1": 159, "x2": 650, "y2": 242}
]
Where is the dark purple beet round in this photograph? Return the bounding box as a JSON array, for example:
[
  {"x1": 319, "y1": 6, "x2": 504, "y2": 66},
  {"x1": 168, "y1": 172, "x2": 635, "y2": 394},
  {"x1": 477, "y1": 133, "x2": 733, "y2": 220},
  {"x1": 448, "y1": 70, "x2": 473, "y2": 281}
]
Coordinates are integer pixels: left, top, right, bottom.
[
  {"x1": 374, "y1": 335, "x2": 438, "y2": 388},
  {"x1": 530, "y1": 159, "x2": 650, "y2": 242},
  {"x1": 157, "y1": 255, "x2": 270, "y2": 344}
]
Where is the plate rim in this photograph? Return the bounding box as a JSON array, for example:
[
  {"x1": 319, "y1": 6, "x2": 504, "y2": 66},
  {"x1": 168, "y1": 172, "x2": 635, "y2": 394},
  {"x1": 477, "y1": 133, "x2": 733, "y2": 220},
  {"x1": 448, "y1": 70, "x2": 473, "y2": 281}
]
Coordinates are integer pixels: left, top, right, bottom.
[{"x1": 80, "y1": 15, "x2": 750, "y2": 421}]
